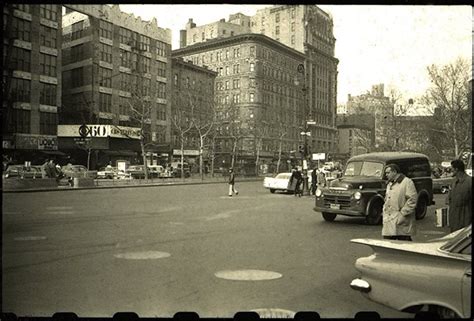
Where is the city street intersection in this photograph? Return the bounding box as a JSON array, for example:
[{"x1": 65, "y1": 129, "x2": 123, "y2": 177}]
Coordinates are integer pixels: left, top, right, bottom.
[{"x1": 3, "y1": 181, "x2": 449, "y2": 318}]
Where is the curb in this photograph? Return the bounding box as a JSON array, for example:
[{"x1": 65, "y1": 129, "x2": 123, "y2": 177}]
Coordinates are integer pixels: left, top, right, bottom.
[{"x1": 2, "y1": 178, "x2": 263, "y2": 193}]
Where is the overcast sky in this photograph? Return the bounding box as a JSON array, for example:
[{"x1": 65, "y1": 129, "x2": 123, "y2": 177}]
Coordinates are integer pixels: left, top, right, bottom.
[{"x1": 119, "y1": 5, "x2": 472, "y2": 105}]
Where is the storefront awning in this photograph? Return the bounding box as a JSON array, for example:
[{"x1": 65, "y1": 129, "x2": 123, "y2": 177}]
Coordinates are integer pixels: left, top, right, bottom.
[
  {"x1": 40, "y1": 150, "x2": 67, "y2": 156},
  {"x1": 102, "y1": 150, "x2": 137, "y2": 156}
]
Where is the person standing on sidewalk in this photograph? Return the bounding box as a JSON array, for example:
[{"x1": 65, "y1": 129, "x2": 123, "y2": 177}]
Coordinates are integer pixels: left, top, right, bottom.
[
  {"x1": 382, "y1": 164, "x2": 418, "y2": 241},
  {"x1": 446, "y1": 159, "x2": 472, "y2": 232},
  {"x1": 228, "y1": 168, "x2": 238, "y2": 197}
]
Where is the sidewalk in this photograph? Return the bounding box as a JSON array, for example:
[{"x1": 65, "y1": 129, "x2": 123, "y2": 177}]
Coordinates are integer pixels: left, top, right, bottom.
[{"x1": 2, "y1": 175, "x2": 263, "y2": 193}]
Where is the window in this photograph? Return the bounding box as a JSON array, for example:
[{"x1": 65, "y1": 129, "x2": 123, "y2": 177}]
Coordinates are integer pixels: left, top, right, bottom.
[
  {"x1": 233, "y1": 64, "x2": 240, "y2": 74},
  {"x1": 225, "y1": 81, "x2": 229, "y2": 90},
  {"x1": 40, "y1": 5, "x2": 58, "y2": 21},
  {"x1": 250, "y1": 62, "x2": 255, "y2": 72},
  {"x1": 291, "y1": 7, "x2": 296, "y2": 18},
  {"x1": 275, "y1": 26, "x2": 280, "y2": 35},
  {"x1": 225, "y1": 50, "x2": 229, "y2": 60},
  {"x1": 202, "y1": 32, "x2": 205, "y2": 40},
  {"x1": 71, "y1": 68, "x2": 84, "y2": 87},
  {"x1": 250, "y1": 46, "x2": 255, "y2": 57},
  {"x1": 156, "y1": 61, "x2": 166, "y2": 78},
  {"x1": 225, "y1": 66, "x2": 230, "y2": 75},
  {"x1": 233, "y1": 48, "x2": 240, "y2": 58},
  {"x1": 275, "y1": 13, "x2": 280, "y2": 23},
  {"x1": 140, "y1": 57, "x2": 150, "y2": 74},
  {"x1": 39, "y1": 82, "x2": 56, "y2": 106},
  {"x1": 233, "y1": 94, "x2": 240, "y2": 104},
  {"x1": 291, "y1": 22, "x2": 295, "y2": 32},
  {"x1": 10, "y1": 47, "x2": 30, "y2": 72},
  {"x1": 157, "y1": 81, "x2": 166, "y2": 99},
  {"x1": 157, "y1": 103, "x2": 166, "y2": 120},
  {"x1": 249, "y1": 93, "x2": 255, "y2": 102},
  {"x1": 193, "y1": 34, "x2": 196, "y2": 43},
  {"x1": 291, "y1": 35, "x2": 295, "y2": 45},
  {"x1": 12, "y1": 17, "x2": 31, "y2": 42},
  {"x1": 40, "y1": 112, "x2": 57, "y2": 135},
  {"x1": 39, "y1": 53, "x2": 56, "y2": 77},
  {"x1": 100, "y1": 43, "x2": 112, "y2": 63},
  {"x1": 142, "y1": 78, "x2": 151, "y2": 96},
  {"x1": 12, "y1": 4, "x2": 31, "y2": 13},
  {"x1": 119, "y1": 97, "x2": 129, "y2": 115},
  {"x1": 71, "y1": 20, "x2": 84, "y2": 41},
  {"x1": 99, "y1": 20, "x2": 113, "y2": 39},
  {"x1": 120, "y1": 73, "x2": 130, "y2": 91},
  {"x1": 120, "y1": 49, "x2": 130, "y2": 67},
  {"x1": 174, "y1": 74, "x2": 178, "y2": 86},
  {"x1": 10, "y1": 77, "x2": 30, "y2": 102},
  {"x1": 10, "y1": 109, "x2": 30, "y2": 133},
  {"x1": 40, "y1": 25, "x2": 57, "y2": 48},
  {"x1": 70, "y1": 44, "x2": 84, "y2": 62},
  {"x1": 139, "y1": 35, "x2": 150, "y2": 52},
  {"x1": 233, "y1": 79, "x2": 240, "y2": 89},
  {"x1": 99, "y1": 67, "x2": 112, "y2": 87},
  {"x1": 156, "y1": 41, "x2": 168, "y2": 57},
  {"x1": 99, "y1": 93, "x2": 112, "y2": 113},
  {"x1": 119, "y1": 27, "x2": 132, "y2": 45}
]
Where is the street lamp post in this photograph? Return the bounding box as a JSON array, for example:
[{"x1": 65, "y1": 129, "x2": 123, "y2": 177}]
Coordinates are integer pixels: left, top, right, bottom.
[{"x1": 295, "y1": 63, "x2": 311, "y2": 195}]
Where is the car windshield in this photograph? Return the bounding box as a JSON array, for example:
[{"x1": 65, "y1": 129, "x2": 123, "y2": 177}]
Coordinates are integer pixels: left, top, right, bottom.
[{"x1": 344, "y1": 161, "x2": 384, "y2": 178}]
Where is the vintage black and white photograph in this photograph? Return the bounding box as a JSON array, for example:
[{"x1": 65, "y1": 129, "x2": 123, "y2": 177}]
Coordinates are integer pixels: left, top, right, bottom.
[{"x1": 2, "y1": 4, "x2": 472, "y2": 318}]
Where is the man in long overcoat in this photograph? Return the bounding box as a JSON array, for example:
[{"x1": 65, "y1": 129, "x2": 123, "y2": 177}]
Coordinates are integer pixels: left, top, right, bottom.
[{"x1": 447, "y1": 159, "x2": 472, "y2": 232}]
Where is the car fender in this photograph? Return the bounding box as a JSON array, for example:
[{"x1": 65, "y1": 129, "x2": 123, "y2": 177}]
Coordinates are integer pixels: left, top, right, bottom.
[{"x1": 365, "y1": 194, "x2": 384, "y2": 216}]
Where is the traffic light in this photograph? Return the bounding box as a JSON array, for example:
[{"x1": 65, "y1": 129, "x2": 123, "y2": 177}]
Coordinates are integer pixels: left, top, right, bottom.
[{"x1": 298, "y1": 145, "x2": 304, "y2": 154}]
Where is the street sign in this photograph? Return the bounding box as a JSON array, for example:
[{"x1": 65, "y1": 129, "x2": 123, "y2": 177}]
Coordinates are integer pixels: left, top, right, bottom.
[{"x1": 312, "y1": 153, "x2": 326, "y2": 160}]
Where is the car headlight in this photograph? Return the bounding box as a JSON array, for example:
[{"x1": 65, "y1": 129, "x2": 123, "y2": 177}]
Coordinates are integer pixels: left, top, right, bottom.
[
  {"x1": 354, "y1": 191, "x2": 362, "y2": 200},
  {"x1": 315, "y1": 189, "x2": 322, "y2": 197}
]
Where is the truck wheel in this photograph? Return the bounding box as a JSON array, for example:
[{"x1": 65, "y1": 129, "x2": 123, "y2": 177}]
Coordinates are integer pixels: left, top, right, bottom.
[
  {"x1": 270, "y1": 189, "x2": 275, "y2": 193},
  {"x1": 322, "y1": 212, "x2": 336, "y2": 222},
  {"x1": 366, "y1": 201, "x2": 383, "y2": 225},
  {"x1": 415, "y1": 196, "x2": 428, "y2": 220}
]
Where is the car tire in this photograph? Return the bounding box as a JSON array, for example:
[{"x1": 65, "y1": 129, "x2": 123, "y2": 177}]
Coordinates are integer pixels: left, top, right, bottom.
[
  {"x1": 270, "y1": 189, "x2": 275, "y2": 193},
  {"x1": 415, "y1": 196, "x2": 428, "y2": 220},
  {"x1": 366, "y1": 201, "x2": 383, "y2": 225},
  {"x1": 322, "y1": 212, "x2": 336, "y2": 222}
]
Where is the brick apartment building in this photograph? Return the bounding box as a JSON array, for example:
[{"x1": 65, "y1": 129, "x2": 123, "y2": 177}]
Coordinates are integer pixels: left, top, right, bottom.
[
  {"x1": 58, "y1": 5, "x2": 172, "y2": 168},
  {"x1": 3, "y1": 4, "x2": 63, "y2": 164}
]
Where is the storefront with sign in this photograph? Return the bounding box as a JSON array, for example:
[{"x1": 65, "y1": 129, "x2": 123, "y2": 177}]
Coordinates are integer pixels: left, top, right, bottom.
[
  {"x1": 2, "y1": 133, "x2": 68, "y2": 166},
  {"x1": 57, "y1": 124, "x2": 142, "y2": 169}
]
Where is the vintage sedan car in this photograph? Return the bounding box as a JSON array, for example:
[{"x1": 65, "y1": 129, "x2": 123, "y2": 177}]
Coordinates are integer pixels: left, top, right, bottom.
[
  {"x1": 126, "y1": 165, "x2": 147, "y2": 179},
  {"x1": 3, "y1": 165, "x2": 42, "y2": 179},
  {"x1": 350, "y1": 225, "x2": 471, "y2": 318},
  {"x1": 97, "y1": 166, "x2": 117, "y2": 179},
  {"x1": 263, "y1": 172, "x2": 294, "y2": 193}
]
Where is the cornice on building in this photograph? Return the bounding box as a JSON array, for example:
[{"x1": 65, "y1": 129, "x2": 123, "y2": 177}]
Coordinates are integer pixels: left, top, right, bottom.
[
  {"x1": 172, "y1": 33, "x2": 306, "y2": 61},
  {"x1": 172, "y1": 57, "x2": 217, "y2": 76}
]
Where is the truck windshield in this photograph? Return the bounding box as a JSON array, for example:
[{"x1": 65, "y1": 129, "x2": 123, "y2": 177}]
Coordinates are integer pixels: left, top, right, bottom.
[{"x1": 344, "y1": 161, "x2": 384, "y2": 178}]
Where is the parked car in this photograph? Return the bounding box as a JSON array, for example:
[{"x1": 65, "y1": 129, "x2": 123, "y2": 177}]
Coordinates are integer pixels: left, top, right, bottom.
[
  {"x1": 126, "y1": 165, "x2": 146, "y2": 179},
  {"x1": 148, "y1": 165, "x2": 164, "y2": 178},
  {"x1": 314, "y1": 152, "x2": 435, "y2": 225},
  {"x1": 170, "y1": 162, "x2": 191, "y2": 178},
  {"x1": 61, "y1": 165, "x2": 97, "y2": 179},
  {"x1": 3, "y1": 165, "x2": 42, "y2": 179},
  {"x1": 350, "y1": 224, "x2": 471, "y2": 318},
  {"x1": 432, "y1": 175, "x2": 453, "y2": 194},
  {"x1": 97, "y1": 166, "x2": 117, "y2": 179}
]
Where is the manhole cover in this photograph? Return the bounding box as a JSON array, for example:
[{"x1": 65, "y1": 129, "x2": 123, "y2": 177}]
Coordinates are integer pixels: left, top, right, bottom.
[
  {"x1": 114, "y1": 251, "x2": 171, "y2": 260},
  {"x1": 14, "y1": 236, "x2": 47, "y2": 241},
  {"x1": 215, "y1": 269, "x2": 282, "y2": 281},
  {"x1": 251, "y1": 308, "x2": 296, "y2": 318}
]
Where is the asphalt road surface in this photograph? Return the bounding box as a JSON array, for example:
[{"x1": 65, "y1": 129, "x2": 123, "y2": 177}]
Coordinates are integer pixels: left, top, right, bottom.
[{"x1": 2, "y1": 181, "x2": 450, "y2": 318}]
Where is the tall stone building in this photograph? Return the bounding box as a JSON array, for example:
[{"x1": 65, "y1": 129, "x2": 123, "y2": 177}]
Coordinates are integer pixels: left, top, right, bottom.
[
  {"x1": 179, "y1": 5, "x2": 339, "y2": 166},
  {"x1": 346, "y1": 84, "x2": 394, "y2": 150},
  {"x1": 59, "y1": 5, "x2": 172, "y2": 168},
  {"x1": 169, "y1": 58, "x2": 217, "y2": 167},
  {"x1": 172, "y1": 34, "x2": 307, "y2": 173},
  {"x1": 3, "y1": 4, "x2": 63, "y2": 164}
]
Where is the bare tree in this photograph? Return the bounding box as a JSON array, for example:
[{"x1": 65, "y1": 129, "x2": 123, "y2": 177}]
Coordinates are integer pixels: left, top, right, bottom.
[
  {"x1": 249, "y1": 113, "x2": 268, "y2": 176},
  {"x1": 218, "y1": 102, "x2": 245, "y2": 170},
  {"x1": 422, "y1": 57, "x2": 472, "y2": 158},
  {"x1": 171, "y1": 91, "x2": 194, "y2": 180},
  {"x1": 190, "y1": 97, "x2": 217, "y2": 180},
  {"x1": 275, "y1": 113, "x2": 287, "y2": 173}
]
